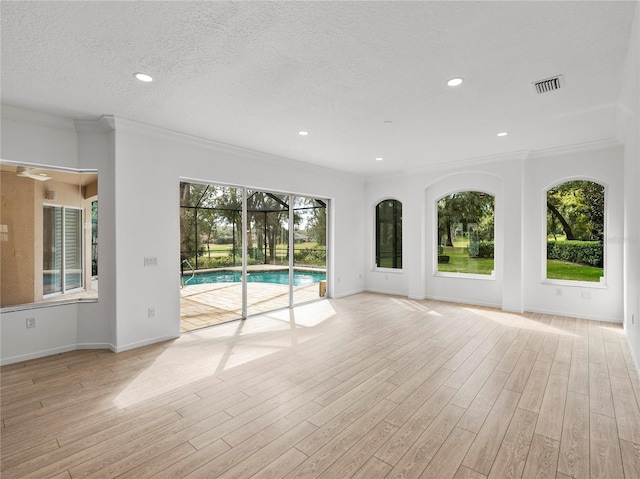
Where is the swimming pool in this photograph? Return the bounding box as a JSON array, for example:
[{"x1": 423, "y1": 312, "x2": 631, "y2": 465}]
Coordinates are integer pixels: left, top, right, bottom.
[{"x1": 184, "y1": 270, "x2": 326, "y2": 286}]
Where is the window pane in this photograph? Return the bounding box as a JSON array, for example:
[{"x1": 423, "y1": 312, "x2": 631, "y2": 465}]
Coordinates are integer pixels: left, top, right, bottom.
[
  {"x1": 43, "y1": 206, "x2": 62, "y2": 294},
  {"x1": 437, "y1": 192, "x2": 494, "y2": 275},
  {"x1": 64, "y1": 208, "x2": 82, "y2": 290},
  {"x1": 546, "y1": 180, "x2": 604, "y2": 282},
  {"x1": 294, "y1": 196, "x2": 327, "y2": 305},
  {"x1": 246, "y1": 189, "x2": 289, "y2": 316},
  {"x1": 376, "y1": 200, "x2": 402, "y2": 268},
  {"x1": 92, "y1": 201, "x2": 98, "y2": 276}
]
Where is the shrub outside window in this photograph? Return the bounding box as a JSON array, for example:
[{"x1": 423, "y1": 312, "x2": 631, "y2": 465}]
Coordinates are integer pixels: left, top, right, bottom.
[
  {"x1": 546, "y1": 180, "x2": 604, "y2": 283},
  {"x1": 375, "y1": 200, "x2": 402, "y2": 269},
  {"x1": 437, "y1": 191, "x2": 494, "y2": 275}
]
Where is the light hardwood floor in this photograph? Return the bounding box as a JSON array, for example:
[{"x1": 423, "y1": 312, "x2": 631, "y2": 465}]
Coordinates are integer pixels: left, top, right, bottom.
[{"x1": 2, "y1": 292, "x2": 640, "y2": 478}]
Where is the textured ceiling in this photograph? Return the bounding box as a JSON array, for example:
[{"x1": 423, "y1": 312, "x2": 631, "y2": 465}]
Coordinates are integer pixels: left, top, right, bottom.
[{"x1": 1, "y1": 1, "x2": 637, "y2": 177}]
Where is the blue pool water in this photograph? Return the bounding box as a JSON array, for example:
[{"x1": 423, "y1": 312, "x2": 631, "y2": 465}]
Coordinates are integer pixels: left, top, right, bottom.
[{"x1": 185, "y1": 270, "x2": 326, "y2": 286}]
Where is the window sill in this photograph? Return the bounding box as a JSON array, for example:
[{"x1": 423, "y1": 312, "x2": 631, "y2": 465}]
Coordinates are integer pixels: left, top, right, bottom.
[
  {"x1": 1, "y1": 297, "x2": 98, "y2": 314},
  {"x1": 372, "y1": 267, "x2": 404, "y2": 274},
  {"x1": 542, "y1": 279, "x2": 608, "y2": 289},
  {"x1": 434, "y1": 272, "x2": 496, "y2": 281}
]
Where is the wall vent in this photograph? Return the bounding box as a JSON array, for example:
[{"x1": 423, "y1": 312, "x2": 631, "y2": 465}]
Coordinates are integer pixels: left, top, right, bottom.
[{"x1": 533, "y1": 75, "x2": 564, "y2": 94}]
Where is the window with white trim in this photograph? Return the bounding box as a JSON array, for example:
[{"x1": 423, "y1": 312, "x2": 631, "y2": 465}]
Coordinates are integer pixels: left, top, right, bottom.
[
  {"x1": 375, "y1": 199, "x2": 402, "y2": 269},
  {"x1": 43, "y1": 205, "x2": 83, "y2": 295},
  {"x1": 546, "y1": 180, "x2": 604, "y2": 283},
  {"x1": 437, "y1": 191, "x2": 494, "y2": 275}
]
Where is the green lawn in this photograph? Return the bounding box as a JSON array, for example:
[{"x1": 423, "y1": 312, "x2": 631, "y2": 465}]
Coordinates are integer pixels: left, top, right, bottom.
[
  {"x1": 201, "y1": 243, "x2": 235, "y2": 258},
  {"x1": 201, "y1": 241, "x2": 323, "y2": 258},
  {"x1": 546, "y1": 260, "x2": 603, "y2": 282},
  {"x1": 437, "y1": 246, "x2": 494, "y2": 275}
]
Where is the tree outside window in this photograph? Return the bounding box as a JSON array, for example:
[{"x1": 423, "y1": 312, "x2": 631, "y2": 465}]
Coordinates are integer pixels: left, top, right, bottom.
[
  {"x1": 546, "y1": 180, "x2": 604, "y2": 282},
  {"x1": 437, "y1": 191, "x2": 494, "y2": 275}
]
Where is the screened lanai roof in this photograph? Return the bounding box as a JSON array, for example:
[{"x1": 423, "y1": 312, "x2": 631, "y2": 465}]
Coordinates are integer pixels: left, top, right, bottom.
[{"x1": 179, "y1": 182, "x2": 326, "y2": 212}]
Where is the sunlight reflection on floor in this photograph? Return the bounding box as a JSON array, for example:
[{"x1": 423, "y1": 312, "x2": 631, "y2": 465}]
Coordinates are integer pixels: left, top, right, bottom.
[{"x1": 114, "y1": 300, "x2": 338, "y2": 408}]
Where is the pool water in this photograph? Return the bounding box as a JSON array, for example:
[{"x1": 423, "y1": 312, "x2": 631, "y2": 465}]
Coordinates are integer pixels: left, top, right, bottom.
[{"x1": 185, "y1": 270, "x2": 326, "y2": 286}]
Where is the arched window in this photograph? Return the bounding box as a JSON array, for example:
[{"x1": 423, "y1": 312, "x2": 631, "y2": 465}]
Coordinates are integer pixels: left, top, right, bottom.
[
  {"x1": 437, "y1": 191, "x2": 494, "y2": 275},
  {"x1": 546, "y1": 180, "x2": 604, "y2": 282},
  {"x1": 375, "y1": 199, "x2": 402, "y2": 269}
]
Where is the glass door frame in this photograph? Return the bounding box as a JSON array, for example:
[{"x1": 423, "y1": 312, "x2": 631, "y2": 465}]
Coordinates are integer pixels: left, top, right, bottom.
[
  {"x1": 180, "y1": 179, "x2": 329, "y2": 322},
  {"x1": 43, "y1": 204, "x2": 84, "y2": 297}
]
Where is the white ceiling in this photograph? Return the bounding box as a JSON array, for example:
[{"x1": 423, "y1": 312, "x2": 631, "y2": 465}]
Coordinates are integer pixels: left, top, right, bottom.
[{"x1": 1, "y1": 1, "x2": 637, "y2": 178}]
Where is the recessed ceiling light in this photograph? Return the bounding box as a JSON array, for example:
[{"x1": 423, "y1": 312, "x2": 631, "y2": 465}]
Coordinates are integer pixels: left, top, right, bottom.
[
  {"x1": 134, "y1": 72, "x2": 154, "y2": 82},
  {"x1": 298, "y1": 130, "x2": 309, "y2": 136},
  {"x1": 376, "y1": 157, "x2": 383, "y2": 161},
  {"x1": 497, "y1": 132, "x2": 508, "y2": 137},
  {"x1": 447, "y1": 77, "x2": 463, "y2": 87}
]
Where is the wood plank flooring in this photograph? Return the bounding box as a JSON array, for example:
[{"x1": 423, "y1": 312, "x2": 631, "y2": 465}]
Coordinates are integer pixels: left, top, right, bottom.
[{"x1": 2, "y1": 292, "x2": 640, "y2": 478}]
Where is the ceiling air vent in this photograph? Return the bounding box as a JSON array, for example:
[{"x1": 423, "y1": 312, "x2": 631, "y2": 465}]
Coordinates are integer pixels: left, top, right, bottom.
[{"x1": 533, "y1": 75, "x2": 564, "y2": 94}]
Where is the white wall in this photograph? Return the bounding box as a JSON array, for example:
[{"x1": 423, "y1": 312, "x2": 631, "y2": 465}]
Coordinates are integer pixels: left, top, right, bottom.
[
  {"x1": 365, "y1": 154, "x2": 525, "y2": 310},
  {"x1": 365, "y1": 144, "x2": 625, "y2": 323},
  {"x1": 423, "y1": 169, "x2": 504, "y2": 308},
  {"x1": 364, "y1": 174, "x2": 410, "y2": 296},
  {"x1": 76, "y1": 117, "x2": 117, "y2": 350},
  {"x1": 0, "y1": 304, "x2": 79, "y2": 361},
  {"x1": 618, "y1": 4, "x2": 640, "y2": 369},
  {"x1": 1, "y1": 108, "x2": 366, "y2": 363},
  {"x1": 0, "y1": 105, "x2": 78, "y2": 167},
  {"x1": 111, "y1": 118, "x2": 365, "y2": 351},
  {"x1": 0, "y1": 106, "x2": 86, "y2": 363},
  {"x1": 522, "y1": 143, "x2": 624, "y2": 322},
  {"x1": 3, "y1": 18, "x2": 638, "y2": 365}
]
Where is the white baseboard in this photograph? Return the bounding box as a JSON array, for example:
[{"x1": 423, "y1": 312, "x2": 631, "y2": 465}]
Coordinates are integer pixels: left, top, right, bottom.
[
  {"x1": 426, "y1": 294, "x2": 501, "y2": 309},
  {"x1": 525, "y1": 307, "x2": 623, "y2": 324},
  {"x1": 0, "y1": 337, "x2": 176, "y2": 365},
  {"x1": 77, "y1": 342, "x2": 116, "y2": 352},
  {"x1": 365, "y1": 288, "x2": 409, "y2": 297},
  {"x1": 502, "y1": 306, "x2": 525, "y2": 314},
  {"x1": 1, "y1": 344, "x2": 79, "y2": 366},
  {"x1": 330, "y1": 288, "x2": 365, "y2": 299},
  {"x1": 113, "y1": 334, "x2": 180, "y2": 353}
]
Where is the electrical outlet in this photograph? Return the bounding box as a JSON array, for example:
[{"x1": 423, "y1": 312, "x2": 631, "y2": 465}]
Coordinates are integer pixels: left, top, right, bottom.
[
  {"x1": 148, "y1": 307, "x2": 155, "y2": 318},
  {"x1": 26, "y1": 317, "x2": 36, "y2": 328},
  {"x1": 581, "y1": 291, "x2": 591, "y2": 300},
  {"x1": 555, "y1": 288, "x2": 562, "y2": 296},
  {"x1": 633, "y1": 314, "x2": 635, "y2": 325},
  {"x1": 144, "y1": 257, "x2": 158, "y2": 267}
]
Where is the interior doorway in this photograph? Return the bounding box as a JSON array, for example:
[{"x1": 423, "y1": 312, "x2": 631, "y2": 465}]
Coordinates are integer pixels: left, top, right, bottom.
[{"x1": 179, "y1": 182, "x2": 328, "y2": 332}]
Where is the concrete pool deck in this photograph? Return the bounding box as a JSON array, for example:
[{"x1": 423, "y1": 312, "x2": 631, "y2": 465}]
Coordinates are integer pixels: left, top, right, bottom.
[{"x1": 180, "y1": 281, "x2": 324, "y2": 332}]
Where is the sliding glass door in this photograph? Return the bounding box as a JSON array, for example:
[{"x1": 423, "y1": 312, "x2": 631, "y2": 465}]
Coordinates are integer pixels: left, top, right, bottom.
[
  {"x1": 43, "y1": 206, "x2": 63, "y2": 295},
  {"x1": 179, "y1": 182, "x2": 329, "y2": 331},
  {"x1": 246, "y1": 190, "x2": 291, "y2": 316},
  {"x1": 65, "y1": 208, "x2": 83, "y2": 290},
  {"x1": 293, "y1": 196, "x2": 327, "y2": 306},
  {"x1": 43, "y1": 205, "x2": 83, "y2": 295}
]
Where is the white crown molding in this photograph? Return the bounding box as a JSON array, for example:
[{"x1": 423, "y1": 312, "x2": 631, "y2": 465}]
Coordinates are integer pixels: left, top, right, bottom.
[
  {"x1": 111, "y1": 117, "x2": 365, "y2": 182},
  {"x1": 0, "y1": 158, "x2": 97, "y2": 175},
  {"x1": 1, "y1": 103, "x2": 77, "y2": 132},
  {"x1": 365, "y1": 170, "x2": 411, "y2": 184},
  {"x1": 402, "y1": 150, "x2": 531, "y2": 177},
  {"x1": 526, "y1": 138, "x2": 622, "y2": 160},
  {"x1": 75, "y1": 116, "x2": 115, "y2": 133},
  {"x1": 366, "y1": 137, "x2": 624, "y2": 182}
]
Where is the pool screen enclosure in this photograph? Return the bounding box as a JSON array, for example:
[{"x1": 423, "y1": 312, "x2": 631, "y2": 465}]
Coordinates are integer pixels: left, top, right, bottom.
[{"x1": 179, "y1": 182, "x2": 328, "y2": 329}]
